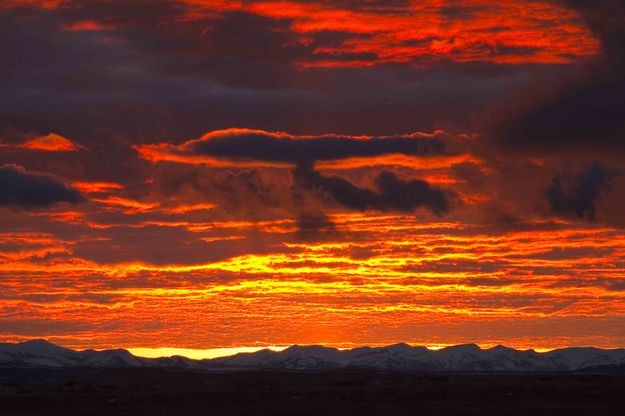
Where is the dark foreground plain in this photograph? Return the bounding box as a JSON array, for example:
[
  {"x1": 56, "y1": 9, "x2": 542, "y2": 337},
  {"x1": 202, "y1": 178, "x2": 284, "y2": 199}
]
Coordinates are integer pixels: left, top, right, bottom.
[{"x1": 1, "y1": 367, "x2": 624, "y2": 416}]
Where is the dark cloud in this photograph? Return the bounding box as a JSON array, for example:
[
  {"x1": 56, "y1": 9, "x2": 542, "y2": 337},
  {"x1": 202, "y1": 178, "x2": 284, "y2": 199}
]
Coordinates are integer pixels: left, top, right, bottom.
[
  {"x1": 152, "y1": 165, "x2": 296, "y2": 222},
  {"x1": 177, "y1": 129, "x2": 446, "y2": 165},
  {"x1": 296, "y1": 212, "x2": 336, "y2": 240},
  {"x1": 439, "y1": 4, "x2": 489, "y2": 20},
  {"x1": 0, "y1": 0, "x2": 547, "y2": 149},
  {"x1": 560, "y1": 0, "x2": 625, "y2": 54},
  {"x1": 490, "y1": 69, "x2": 625, "y2": 156},
  {"x1": 150, "y1": 158, "x2": 450, "y2": 237},
  {"x1": 488, "y1": 0, "x2": 625, "y2": 156},
  {"x1": 547, "y1": 277, "x2": 625, "y2": 292},
  {"x1": 461, "y1": 0, "x2": 625, "y2": 227},
  {"x1": 547, "y1": 161, "x2": 615, "y2": 220},
  {"x1": 139, "y1": 128, "x2": 453, "y2": 234},
  {"x1": 72, "y1": 224, "x2": 275, "y2": 266},
  {"x1": 294, "y1": 163, "x2": 450, "y2": 215},
  {"x1": 0, "y1": 164, "x2": 84, "y2": 209},
  {"x1": 311, "y1": 0, "x2": 413, "y2": 12}
]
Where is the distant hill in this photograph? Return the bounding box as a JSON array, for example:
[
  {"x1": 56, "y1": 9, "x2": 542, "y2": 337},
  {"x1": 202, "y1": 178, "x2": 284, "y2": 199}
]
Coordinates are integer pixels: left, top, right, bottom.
[{"x1": 2, "y1": 340, "x2": 625, "y2": 372}]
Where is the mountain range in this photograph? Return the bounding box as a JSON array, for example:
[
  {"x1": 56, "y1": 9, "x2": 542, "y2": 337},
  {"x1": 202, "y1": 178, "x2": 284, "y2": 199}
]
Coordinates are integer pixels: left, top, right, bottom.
[{"x1": 1, "y1": 340, "x2": 625, "y2": 373}]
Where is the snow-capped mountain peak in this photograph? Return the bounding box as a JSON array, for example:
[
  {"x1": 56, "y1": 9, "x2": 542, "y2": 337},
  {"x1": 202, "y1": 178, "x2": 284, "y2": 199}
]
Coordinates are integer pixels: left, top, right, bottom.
[{"x1": 2, "y1": 340, "x2": 625, "y2": 372}]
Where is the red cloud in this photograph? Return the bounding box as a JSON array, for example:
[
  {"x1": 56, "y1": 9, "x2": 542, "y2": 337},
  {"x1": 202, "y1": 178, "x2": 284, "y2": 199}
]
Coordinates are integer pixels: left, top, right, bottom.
[
  {"x1": 18, "y1": 134, "x2": 86, "y2": 152},
  {"x1": 62, "y1": 20, "x2": 117, "y2": 32},
  {"x1": 185, "y1": 0, "x2": 599, "y2": 67},
  {"x1": 7, "y1": 0, "x2": 599, "y2": 67},
  {"x1": 0, "y1": 0, "x2": 61, "y2": 9},
  {"x1": 72, "y1": 182, "x2": 124, "y2": 194}
]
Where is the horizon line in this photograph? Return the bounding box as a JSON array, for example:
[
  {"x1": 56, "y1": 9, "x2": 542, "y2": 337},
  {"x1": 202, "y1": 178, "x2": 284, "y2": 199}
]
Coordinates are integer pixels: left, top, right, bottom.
[
  {"x1": 128, "y1": 344, "x2": 558, "y2": 360},
  {"x1": 7, "y1": 339, "x2": 622, "y2": 360}
]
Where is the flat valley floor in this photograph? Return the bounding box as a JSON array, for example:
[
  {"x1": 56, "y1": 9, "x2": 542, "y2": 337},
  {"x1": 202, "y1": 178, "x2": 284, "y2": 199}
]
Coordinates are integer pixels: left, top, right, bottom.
[{"x1": 1, "y1": 368, "x2": 624, "y2": 415}]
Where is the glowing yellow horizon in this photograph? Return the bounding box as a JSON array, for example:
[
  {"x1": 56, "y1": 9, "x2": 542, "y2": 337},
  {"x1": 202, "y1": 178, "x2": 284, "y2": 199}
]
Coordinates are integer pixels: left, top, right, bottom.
[
  {"x1": 129, "y1": 346, "x2": 290, "y2": 360},
  {"x1": 127, "y1": 343, "x2": 557, "y2": 360}
]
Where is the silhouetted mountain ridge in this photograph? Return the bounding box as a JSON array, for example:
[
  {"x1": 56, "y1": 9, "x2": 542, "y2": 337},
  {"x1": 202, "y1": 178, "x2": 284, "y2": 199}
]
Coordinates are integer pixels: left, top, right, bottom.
[{"x1": 2, "y1": 339, "x2": 625, "y2": 372}]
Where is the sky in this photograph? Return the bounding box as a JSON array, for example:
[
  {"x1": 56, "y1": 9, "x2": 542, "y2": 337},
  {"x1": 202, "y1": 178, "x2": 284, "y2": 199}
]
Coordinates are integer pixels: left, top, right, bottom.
[{"x1": 1, "y1": 0, "x2": 625, "y2": 355}]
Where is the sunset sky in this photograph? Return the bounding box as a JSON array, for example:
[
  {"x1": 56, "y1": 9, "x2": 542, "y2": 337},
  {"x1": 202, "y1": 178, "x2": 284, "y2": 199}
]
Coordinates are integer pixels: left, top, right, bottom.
[{"x1": 1, "y1": 0, "x2": 625, "y2": 356}]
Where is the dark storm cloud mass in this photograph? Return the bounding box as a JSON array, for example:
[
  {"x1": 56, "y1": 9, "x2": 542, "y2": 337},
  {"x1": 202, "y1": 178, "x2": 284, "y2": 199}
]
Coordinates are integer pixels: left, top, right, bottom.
[
  {"x1": 0, "y1": 164, "x2": 84, "y2": 209},
  {"x1": 294, "y1": 163, "x2": 449, "y2": 216},
  {"x1": 0, "y1": 1, "x2": 306, "y2": 137},
  {"x1": 467, "y1": 0, "x2": 625, "y2": 227},
  {"x1": 547, "y1": 161, "x2": 615, "y2": 220},
  {"x1": 492, "y1": 67, "x2": 625, "y2": 155},
  {"x1": 491, "y1": 0, "x2": 625, "y2": 156},
  {"x1": 178, "y1": 129, "x2": 446, "y2": 164},
  {"x1": 561, "y1": 0, "x2": 625, "y2": 53}
]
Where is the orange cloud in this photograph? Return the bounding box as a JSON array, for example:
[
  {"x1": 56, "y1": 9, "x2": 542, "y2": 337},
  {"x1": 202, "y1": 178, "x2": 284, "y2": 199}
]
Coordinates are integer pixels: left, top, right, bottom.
[
  {"x1": 135, "y1": 142, "x2": 292, "y2": 168},
  {"x1": 72, "y1": 181, "x2": 124, "y2": 194},
  {"x1": 162, "y1": 203, "x2": 217, "y2": 214},
  {"x1": 91, "y1": 196, "x2": 160, "y2": 214},
  {"x1": 316, "y1": 154, "x2": 480, "y2": 170},
  {"x1": 18, "y1": 133, "x2": 86, "y2": 152},
  {"x1": 2, "y1": 216, "x2": 625, "y2": 350},
  {"x1": 61, "y1": 20, "x2": 117, "y2": 32}
]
